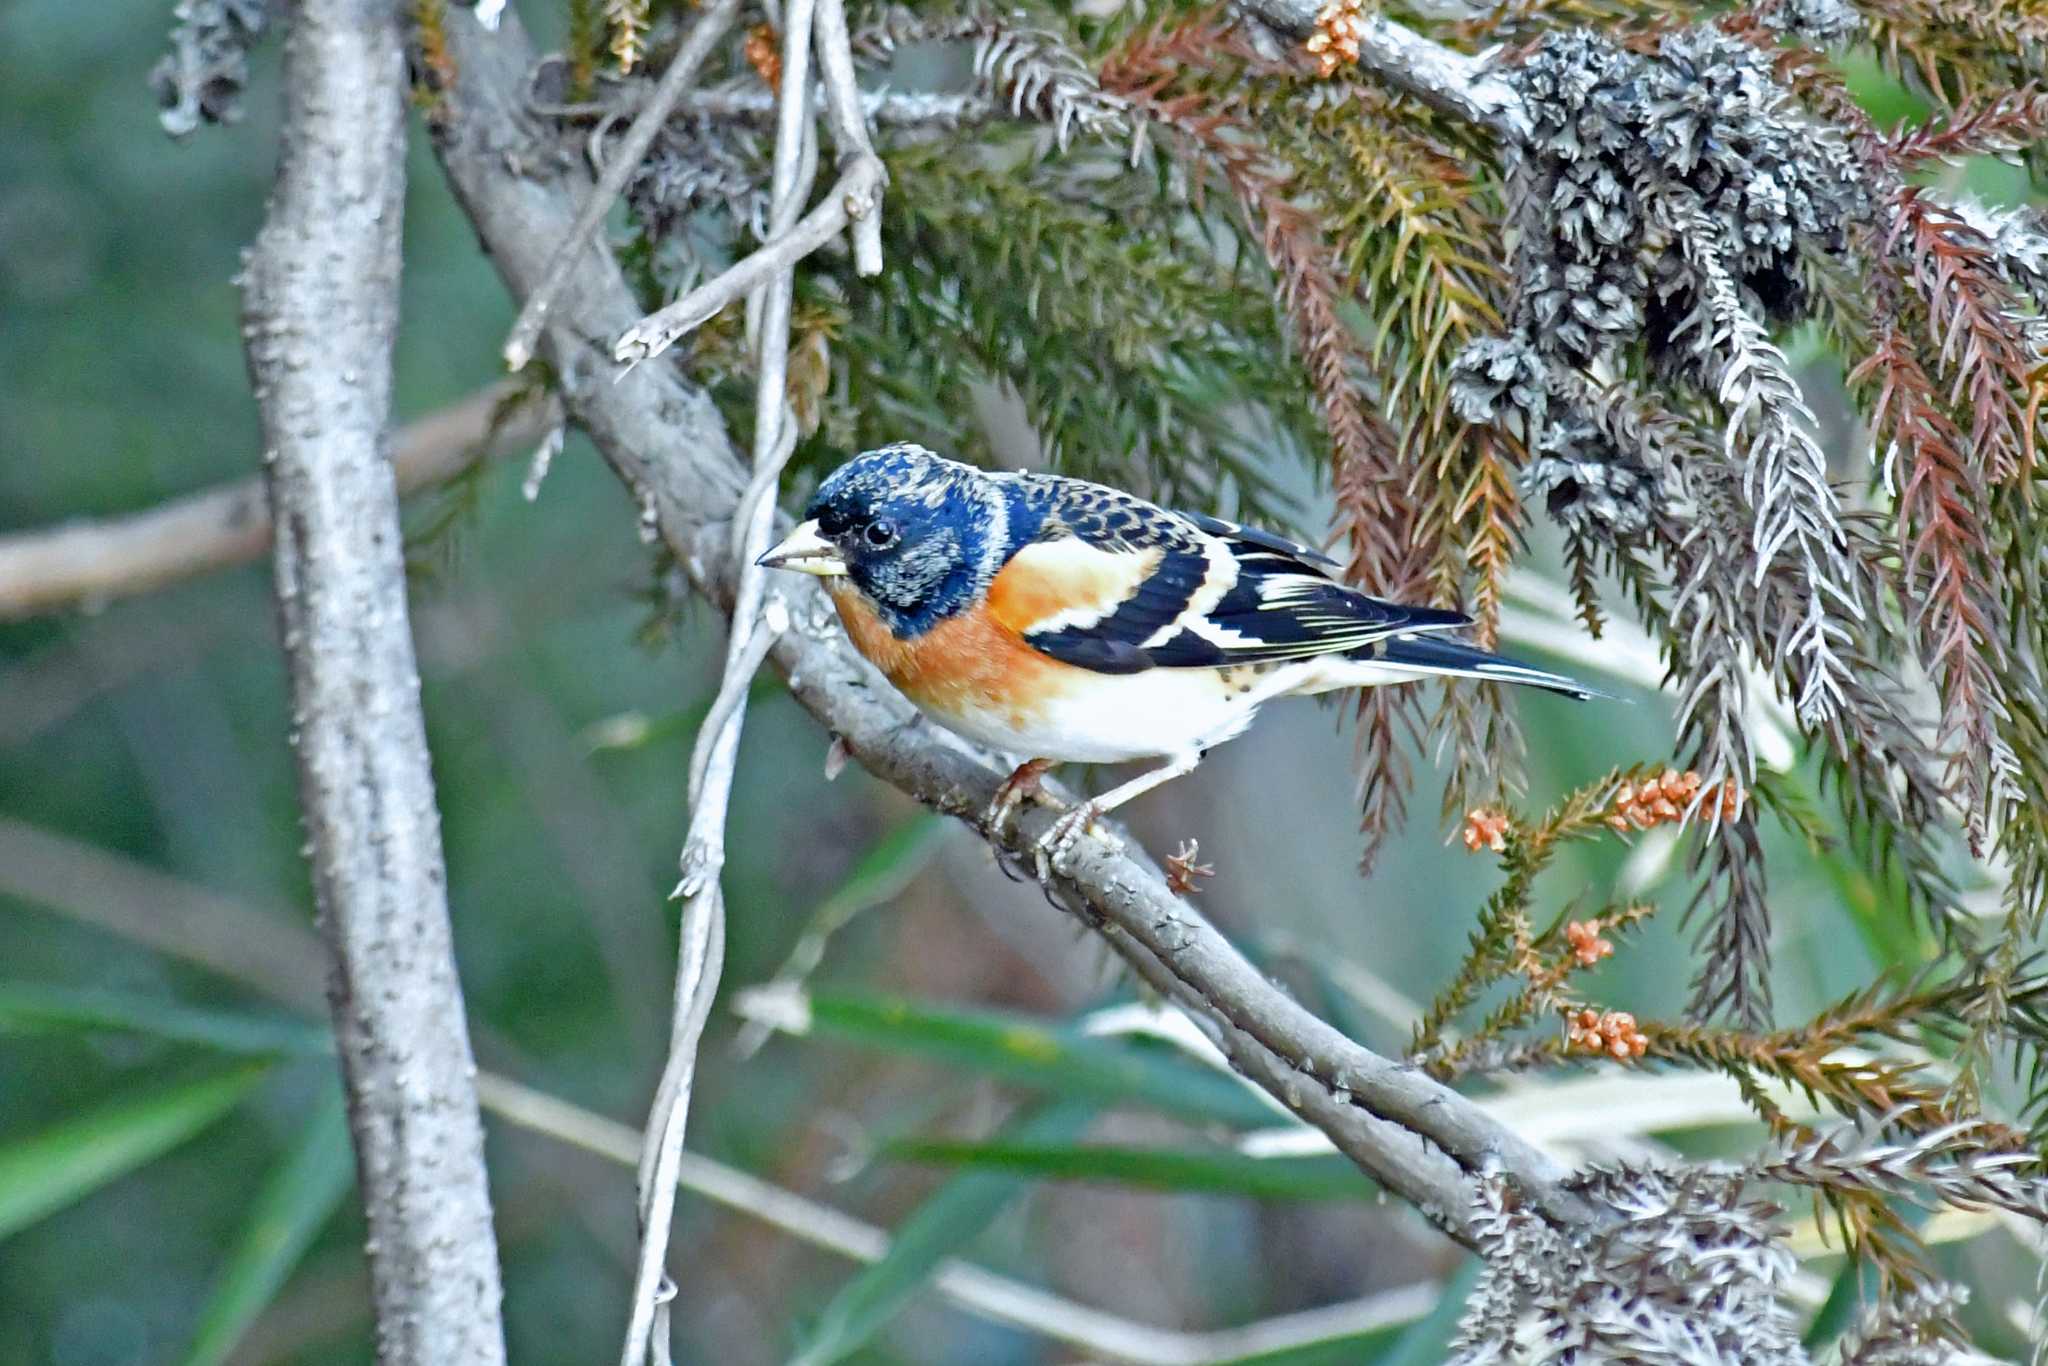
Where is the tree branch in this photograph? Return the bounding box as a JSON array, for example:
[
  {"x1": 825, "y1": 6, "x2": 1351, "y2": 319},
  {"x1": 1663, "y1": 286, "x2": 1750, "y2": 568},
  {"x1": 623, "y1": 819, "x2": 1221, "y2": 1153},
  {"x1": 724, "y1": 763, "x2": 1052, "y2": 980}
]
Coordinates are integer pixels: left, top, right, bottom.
[
  {"x1": 428, "y1": 4, "x2": 1605, "y2": 1257},
  {"x1": 611, "y1": 153, "x2": 885, "y2": 365},
  {"x1": 529, "y1": 80, "x2": 997, "y2": 129},
  {"x1": 502, "y1": 0, "x2": 742, "y2": 372},
  {"x1": 0, "y1": 384, "x2": 556, "y2": 621},
  {"x1": 241, "y1": 1, "x2": 506, "y2": 1359},
  {"x1": 1234, "y1": 0, "x2": 1531, "y2": 140}
]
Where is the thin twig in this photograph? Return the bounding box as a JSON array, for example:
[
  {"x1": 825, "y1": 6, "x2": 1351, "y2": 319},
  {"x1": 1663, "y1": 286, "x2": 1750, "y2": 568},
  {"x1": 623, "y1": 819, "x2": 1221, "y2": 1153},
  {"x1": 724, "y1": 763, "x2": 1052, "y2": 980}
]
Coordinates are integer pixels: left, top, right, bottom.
[
  {"x1": 610, "y1": 154, "x2": 884, "y2": 365},
  {"x1": 243, "y1": 1, "x2": 506, "y2": 1358},
  {"x1": 812, "y1": 0, "x2": 886, "y2": 275},
  {"x1": 617, "y1": 0, "x2": 888, "y2": 1354},
  {"x1": 0, "y1": 385, "x2": 557, "y2": 621},
  {"x1": 503, "y1": 0, "x2": 743, "y2": 373},
  {"x1": 530, "y1": 80, "x2": 995, "y2": 128}
]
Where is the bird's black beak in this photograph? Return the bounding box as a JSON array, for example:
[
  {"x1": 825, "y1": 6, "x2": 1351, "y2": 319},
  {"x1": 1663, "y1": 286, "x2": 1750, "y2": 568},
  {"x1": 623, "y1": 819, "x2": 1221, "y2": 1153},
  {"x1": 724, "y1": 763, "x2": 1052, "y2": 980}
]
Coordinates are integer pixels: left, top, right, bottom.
[{"x1": 756, "y1": 519, "x2": 848, "y2": 577}]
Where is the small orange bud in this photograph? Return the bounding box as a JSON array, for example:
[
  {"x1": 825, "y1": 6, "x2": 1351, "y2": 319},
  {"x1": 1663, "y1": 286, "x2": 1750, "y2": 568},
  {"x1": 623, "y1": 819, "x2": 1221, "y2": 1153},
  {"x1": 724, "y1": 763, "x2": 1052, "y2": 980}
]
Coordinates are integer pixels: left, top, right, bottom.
[
  {"x1": 745, "y1": 24, "x2": 781, "y2": 88},
  {"x1": 1307, "y1": 0, "x2": 1367, "y2": 77},
  {"x1": 1462, "y1": 807, "x2": 1512, "y2": 854},
  {"x1": 1565, "y1": 919, "x2": 1614, "y2": 967},
  {"x1": 1567, "y1": 1008, "x2": 1648, "y2": 1062},
  {"x1": 1606, "y1": 768, "x2": 1742, "y2": 834}
]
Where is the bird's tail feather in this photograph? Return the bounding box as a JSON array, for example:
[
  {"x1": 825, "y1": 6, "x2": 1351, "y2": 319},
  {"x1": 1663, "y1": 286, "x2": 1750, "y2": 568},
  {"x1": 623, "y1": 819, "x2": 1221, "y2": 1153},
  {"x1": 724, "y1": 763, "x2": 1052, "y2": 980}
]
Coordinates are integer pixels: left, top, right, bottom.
[{"x1": 1359, "y1": 633, "x2": 1602, "y2": 701}]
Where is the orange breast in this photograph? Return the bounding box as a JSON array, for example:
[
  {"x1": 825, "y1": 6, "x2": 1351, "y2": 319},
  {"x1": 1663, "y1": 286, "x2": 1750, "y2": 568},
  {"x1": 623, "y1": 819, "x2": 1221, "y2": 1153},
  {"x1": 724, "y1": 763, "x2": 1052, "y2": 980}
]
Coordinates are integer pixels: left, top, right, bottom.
[{"x1": 827, "y1": 582, "x2": 1071, "y2": 730}]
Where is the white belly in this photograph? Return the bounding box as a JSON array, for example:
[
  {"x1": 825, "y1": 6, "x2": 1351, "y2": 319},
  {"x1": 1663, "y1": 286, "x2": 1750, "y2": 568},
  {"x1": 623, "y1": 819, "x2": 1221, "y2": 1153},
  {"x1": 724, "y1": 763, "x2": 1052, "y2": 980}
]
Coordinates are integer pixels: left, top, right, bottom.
[{"x1": 928, "y1": 658, "x2": 1390, "y2": 764}]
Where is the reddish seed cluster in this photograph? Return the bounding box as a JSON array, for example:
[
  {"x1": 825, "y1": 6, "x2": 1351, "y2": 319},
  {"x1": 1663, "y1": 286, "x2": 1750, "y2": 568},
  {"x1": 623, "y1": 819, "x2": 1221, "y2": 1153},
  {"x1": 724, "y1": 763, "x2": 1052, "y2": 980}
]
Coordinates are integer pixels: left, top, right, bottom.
[
  {"x1": 1568, "y1": 1008, "x2": 1649, "y2": 1062},
  {"x1": 1606, "y1": 770, "x2": 1742, "y2": 832},
  {"x1": 1462, "y1": 807, "x2": 1512, "y2": 853},
  {"x1": 745, "y1": 24, "x2": 782, "y2": 88},
  {"x1": 1565, "y1": 919, "x2": 1614, "y2": 967},
  {"x1": 1304, "y1": 0, "x2": 1367, "y2": 77}
]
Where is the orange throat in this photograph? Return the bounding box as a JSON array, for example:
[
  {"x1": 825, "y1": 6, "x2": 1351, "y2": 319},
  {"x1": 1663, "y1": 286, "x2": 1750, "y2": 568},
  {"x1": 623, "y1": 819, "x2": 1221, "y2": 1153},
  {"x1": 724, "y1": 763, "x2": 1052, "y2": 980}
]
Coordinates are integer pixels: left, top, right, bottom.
[{"x1": 825, "y1": 581, "x2": 1069, "y2": 734}]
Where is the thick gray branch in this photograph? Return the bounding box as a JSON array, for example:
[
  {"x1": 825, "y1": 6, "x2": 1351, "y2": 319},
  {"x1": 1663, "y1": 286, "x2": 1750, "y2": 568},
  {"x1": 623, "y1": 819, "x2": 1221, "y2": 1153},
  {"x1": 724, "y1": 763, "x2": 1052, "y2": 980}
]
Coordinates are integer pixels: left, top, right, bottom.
[
  {"x1": 427, "y1": 11, "x2": 1600, "y2": 1249},
  {"x1": 241, "y1": 1, "x2": 507, "y2": 1360}
]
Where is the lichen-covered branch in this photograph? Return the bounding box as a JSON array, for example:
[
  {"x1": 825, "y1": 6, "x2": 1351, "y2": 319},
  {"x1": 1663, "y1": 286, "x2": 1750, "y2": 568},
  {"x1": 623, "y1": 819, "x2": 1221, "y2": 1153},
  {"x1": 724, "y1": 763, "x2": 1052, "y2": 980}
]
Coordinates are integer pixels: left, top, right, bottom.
[
  {"x1": 240, "y1": 0, "x2": 506, "y2": 1360},
  {"x1": 528, "y1": 79, "x2": 997, "y2": 128}
]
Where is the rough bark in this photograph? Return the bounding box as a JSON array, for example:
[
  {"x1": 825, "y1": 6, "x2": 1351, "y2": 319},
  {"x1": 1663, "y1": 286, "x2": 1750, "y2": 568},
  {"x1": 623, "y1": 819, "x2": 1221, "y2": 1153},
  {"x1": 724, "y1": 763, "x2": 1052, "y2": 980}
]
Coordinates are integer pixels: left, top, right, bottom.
[
  {"x1": 240, "y1": 1, "x2": 508, "y2": 1360},
  {"x1": 426, "y1": 11, "x2": 1605, "y2": 1247}
]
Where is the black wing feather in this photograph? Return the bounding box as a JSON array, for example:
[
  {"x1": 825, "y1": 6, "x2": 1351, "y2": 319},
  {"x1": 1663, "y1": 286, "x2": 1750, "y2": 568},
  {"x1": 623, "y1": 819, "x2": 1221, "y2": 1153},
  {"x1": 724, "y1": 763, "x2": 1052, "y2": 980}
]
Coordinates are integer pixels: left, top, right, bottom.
[
  {"x1": 1028, "y1": 545, "x2": 1213, "y2": 674},
  {"x1": 1183, "y1": 512, "x2": 1338, "y2": 568},
  {"x1": 1010, "y1": 478, "x2": 1469, "y2": 675}
]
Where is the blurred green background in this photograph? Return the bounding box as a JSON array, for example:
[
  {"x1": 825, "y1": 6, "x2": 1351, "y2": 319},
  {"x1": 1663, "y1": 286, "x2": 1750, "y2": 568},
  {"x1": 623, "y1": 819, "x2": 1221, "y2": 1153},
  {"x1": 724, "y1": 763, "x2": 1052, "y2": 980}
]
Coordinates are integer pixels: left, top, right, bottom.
[{"x1": 1, "y1": 2, "x2": 2038, "y2": 1362}]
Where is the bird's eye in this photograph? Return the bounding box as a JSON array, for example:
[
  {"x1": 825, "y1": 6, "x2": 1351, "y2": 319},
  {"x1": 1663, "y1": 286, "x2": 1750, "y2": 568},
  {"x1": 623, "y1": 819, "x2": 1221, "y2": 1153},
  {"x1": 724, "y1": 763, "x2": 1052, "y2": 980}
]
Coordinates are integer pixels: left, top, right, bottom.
[{"x1": 864, "y1": 518, "x2": 898, "y2": 549}]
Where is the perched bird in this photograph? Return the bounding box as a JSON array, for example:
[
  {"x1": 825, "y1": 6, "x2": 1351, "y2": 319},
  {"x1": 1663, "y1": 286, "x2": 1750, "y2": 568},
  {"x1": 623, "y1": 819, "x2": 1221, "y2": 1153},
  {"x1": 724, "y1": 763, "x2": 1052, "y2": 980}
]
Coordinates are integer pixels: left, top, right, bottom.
[{"x1": 759, "y1": 444, "x2": 1594, "y2": 861}]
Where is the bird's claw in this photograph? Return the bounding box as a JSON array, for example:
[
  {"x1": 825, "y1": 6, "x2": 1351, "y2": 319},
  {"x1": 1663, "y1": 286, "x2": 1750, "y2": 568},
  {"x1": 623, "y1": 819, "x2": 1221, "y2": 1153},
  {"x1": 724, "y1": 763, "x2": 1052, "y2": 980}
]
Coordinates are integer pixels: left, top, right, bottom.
[
  {"x1": 1033, "y1": 800, "x2": 1119, "y2": 877},
  {"x1": 985, "y1": 758, "x2": 1059, "y2": 838}
]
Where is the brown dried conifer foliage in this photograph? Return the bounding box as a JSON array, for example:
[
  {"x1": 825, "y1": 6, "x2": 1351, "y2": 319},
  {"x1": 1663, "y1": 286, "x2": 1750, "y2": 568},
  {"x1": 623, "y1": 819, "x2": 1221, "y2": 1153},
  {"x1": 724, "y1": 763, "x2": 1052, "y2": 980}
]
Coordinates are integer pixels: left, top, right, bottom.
[
  {"x1": 1101, "y1": 18, "x2": 1544, "y2": 851},
  {"x1": 1101, "y1": 18, "x2": 1443, "y2": 861}
]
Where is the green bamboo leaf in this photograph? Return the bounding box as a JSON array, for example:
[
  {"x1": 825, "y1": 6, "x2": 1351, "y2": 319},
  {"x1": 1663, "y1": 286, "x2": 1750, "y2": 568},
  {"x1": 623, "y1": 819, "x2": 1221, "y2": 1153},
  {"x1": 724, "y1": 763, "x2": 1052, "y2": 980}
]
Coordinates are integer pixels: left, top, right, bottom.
[
  {"x1": 883, "y1": 1137, "x2": 1375, "y2": 1202},
  {"x1": 0, "y1": 1064, "x2": 270, "y2": 1241},
  {"x1": 0, "y1": 983, "x2": 328, "y2": 1057},
  {"x1": 790, "y1": 1099, "x2": 1097, "y2": 1366},
  {"x1": 740, "y1": 988, "x2": 1279, "y2": 1128},
  {"x1": 182, "y1": 1085, "x2": 354, "y2": 1366}
]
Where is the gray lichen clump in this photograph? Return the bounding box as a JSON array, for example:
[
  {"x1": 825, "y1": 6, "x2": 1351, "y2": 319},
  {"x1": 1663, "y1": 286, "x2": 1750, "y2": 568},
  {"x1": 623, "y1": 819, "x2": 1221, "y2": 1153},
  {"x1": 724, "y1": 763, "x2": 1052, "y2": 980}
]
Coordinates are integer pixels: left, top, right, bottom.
[
  {"x1": 1761, "y1": 0, "x2": 1863, "y2": 45},
  {"x1": 150, "y1": 0, "x2": 271, "y2": 139},
  {"x1": 1452, "y1": 24, "x2": 1868, "y2": 543},
  {"x1": 1448, "y1": 335, "x2": 1653, "y2": 538},
  {"x1": 1451, "y1": 1161, "x2": 1807, "y2": 1364}
]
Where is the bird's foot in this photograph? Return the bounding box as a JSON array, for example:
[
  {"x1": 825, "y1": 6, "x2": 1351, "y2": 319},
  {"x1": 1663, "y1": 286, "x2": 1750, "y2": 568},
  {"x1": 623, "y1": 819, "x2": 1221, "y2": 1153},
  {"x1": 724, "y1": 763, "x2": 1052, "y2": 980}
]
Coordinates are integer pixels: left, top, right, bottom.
[
  {"x1": 985, "y1": 758, "x2": 1060, "y2": 837},
  {"x1": 1032, "y1": 799, "x2": 1120, "y2": 878}
]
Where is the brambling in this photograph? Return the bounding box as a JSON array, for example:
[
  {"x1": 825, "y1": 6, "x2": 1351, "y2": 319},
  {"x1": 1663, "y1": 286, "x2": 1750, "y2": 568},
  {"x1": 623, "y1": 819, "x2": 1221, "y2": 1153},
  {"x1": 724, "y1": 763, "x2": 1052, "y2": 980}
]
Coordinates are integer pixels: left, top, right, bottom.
[{"x1": 760, "y1": 444, "x2": 1594, "y2": 861}]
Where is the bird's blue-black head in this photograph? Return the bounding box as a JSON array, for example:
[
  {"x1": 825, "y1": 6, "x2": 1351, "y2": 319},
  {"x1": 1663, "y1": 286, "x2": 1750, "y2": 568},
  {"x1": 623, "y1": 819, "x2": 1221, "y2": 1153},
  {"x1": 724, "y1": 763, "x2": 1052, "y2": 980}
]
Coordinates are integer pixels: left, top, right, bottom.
[{"x1": 802, "y1": 444, "x2": 1038, "y2": 637}]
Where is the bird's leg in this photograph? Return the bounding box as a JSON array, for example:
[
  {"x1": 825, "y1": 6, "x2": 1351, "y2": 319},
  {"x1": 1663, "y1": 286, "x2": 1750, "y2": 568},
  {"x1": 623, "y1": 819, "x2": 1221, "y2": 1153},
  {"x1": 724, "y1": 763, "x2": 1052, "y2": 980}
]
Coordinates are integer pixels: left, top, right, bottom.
[
  {"x1": 1037, "y1": 750, "x2": 1203, "y2": 873},
  {"x1": 985, "y1": 757, "x2": 1060, "y2": 837}
]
